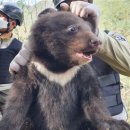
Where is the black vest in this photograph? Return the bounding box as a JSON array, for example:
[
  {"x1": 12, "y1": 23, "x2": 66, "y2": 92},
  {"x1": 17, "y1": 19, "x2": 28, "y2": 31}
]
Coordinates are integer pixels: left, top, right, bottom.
[
  {"x1": 90, "y1": 56, "x2": 123, "y2": 116},
  {"x1": 0, "y1": 38, "x2": 22, "y2": 84}
]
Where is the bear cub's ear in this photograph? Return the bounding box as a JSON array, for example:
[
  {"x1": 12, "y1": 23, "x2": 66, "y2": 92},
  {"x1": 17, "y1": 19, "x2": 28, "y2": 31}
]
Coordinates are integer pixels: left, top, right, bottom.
[{"x1": 38, "y1": 8, "x2": 57, "y2": 17}]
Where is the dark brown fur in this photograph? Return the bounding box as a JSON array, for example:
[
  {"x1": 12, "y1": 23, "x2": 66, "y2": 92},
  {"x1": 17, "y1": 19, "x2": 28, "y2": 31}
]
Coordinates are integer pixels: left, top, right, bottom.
[{"x1": 0, "y1": 9, "x2": 130, "y2": 130}]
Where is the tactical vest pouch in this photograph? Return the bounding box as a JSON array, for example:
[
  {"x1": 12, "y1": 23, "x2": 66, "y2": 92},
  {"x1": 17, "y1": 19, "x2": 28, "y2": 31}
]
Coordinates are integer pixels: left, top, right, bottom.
[
  {"x1": 98, "y1": 73, "x2": 123, "y2": 116},
  {"x1": 98, "y1": 73, "x2": 119, "y2": 87}
]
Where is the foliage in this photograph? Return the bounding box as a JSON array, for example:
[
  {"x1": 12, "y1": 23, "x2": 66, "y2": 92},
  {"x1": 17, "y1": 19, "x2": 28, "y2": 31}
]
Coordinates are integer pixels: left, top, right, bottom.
[
  {"x1": 120, "y1": 75, "x2": 130, "y2": 123},
  {"x1": 14, "y1": 0, "x2": 53, "y2": 42},
  {"x1": 95, "y1": 0, "x2": 130, "y2": 41}
]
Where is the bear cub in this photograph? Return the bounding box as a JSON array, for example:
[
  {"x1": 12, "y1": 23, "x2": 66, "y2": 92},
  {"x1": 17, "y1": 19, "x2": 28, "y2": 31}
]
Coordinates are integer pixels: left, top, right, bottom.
[{"x1": 0, "y1": 8, "x2": 130, "y2": 130}]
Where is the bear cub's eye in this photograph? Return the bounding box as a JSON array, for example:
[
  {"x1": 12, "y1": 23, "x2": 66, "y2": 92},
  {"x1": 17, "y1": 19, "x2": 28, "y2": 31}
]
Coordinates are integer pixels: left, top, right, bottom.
[{"x1": 67, "y1": 25, "x2": 79, "y2": 33}]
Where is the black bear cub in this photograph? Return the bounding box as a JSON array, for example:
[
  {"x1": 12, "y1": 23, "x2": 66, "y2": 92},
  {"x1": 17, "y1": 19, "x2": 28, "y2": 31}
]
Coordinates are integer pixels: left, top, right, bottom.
[{"x1": 0, "y1": 8, "x2": 130, "y2": 130}]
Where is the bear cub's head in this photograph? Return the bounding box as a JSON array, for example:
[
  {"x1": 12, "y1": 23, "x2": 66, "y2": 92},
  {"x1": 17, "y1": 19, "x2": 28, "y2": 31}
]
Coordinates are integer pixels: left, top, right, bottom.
[{"x1": 29, "y1": 8, "x2": 101, "y2": 73}]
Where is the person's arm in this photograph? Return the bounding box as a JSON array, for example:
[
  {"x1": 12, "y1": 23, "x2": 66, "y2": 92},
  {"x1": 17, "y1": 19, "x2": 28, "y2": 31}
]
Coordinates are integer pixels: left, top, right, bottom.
[
  {"x1": 96, "y1": 30, "x2": 130, "y2": 77},
  {"x1": 9, "y1": 42, "x2": 32, "y2": 74}
]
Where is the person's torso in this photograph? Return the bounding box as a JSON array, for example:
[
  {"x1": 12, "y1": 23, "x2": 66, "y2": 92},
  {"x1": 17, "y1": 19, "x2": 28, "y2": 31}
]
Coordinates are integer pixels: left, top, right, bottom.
[
  {"x1": 90, "y1": 56, "x2": 123, "y2": 116},
  {"x1": 0, "y1": 38, "x2": 22, "y2": 84}
]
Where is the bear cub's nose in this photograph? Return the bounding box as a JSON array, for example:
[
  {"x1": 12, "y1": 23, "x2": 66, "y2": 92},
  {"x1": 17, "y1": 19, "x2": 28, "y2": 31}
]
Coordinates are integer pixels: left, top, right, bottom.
[{"x1": 89, "y1": 38, "x2": 101, "y2": 48}]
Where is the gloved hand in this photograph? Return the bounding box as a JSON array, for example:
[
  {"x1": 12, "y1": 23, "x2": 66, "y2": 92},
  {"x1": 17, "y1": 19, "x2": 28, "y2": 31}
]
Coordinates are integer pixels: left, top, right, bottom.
[{"x1": 9, "y1": 42, "x2": 32, "y2": 74}]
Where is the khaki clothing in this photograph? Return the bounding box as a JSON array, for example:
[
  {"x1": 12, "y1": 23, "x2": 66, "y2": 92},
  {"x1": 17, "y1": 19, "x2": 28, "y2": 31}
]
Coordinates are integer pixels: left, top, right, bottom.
[
  {"x1": 0, "y1": 37, "x2": 14, "y2": 49},
  {"x1": 0, "y1": 83, "x2": 11, "y2": 113},
  {"x1": 0, "y1": 89, "x2": 9, "y2": 114},
  {"x1": 97, "y1": 31, "x2": 130, "y2": 77}
]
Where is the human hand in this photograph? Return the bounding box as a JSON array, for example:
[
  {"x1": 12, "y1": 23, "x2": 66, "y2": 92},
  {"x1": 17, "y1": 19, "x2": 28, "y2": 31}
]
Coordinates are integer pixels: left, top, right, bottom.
[{"x1": 60, "y1": 1, "x2": 100, "y2": 34}]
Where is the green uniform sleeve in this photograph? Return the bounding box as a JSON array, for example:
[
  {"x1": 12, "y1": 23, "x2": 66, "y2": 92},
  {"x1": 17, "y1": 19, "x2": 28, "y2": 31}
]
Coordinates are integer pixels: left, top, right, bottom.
[{"x1": 96, "y1": 30, "x2": 130, "y2": 77}]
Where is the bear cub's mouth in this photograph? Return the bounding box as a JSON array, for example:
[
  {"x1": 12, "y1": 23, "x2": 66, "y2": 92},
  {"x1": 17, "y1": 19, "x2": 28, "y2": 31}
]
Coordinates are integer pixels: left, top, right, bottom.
[
  {"x1": 82, "y1": 50, "x2": 96, "y2": 56},
  {"x1": 76, "y1": 49, "x2": 97, "y2": 62}
]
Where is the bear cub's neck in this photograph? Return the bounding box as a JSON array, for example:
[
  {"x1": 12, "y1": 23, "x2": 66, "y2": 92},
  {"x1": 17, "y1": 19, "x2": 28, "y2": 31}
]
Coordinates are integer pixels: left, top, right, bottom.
[{"x1": 31, "y1": 61, "x2": 81, "y2": 86}]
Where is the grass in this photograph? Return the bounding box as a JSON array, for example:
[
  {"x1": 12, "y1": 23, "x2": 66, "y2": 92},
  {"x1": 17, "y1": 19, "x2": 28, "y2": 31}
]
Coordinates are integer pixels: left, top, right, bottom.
[{"x1": 120, "y1": 75, "x2": 130, "y2": 123}]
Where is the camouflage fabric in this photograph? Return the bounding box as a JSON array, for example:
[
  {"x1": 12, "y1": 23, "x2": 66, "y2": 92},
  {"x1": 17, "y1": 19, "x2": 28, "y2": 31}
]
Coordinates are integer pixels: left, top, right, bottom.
[
  {"x1": 0, "y1": 83, "x2": 11, "y2": 113},
  {"x1": 0, "y1": 89, "x2": 9, "y2": 114}
]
